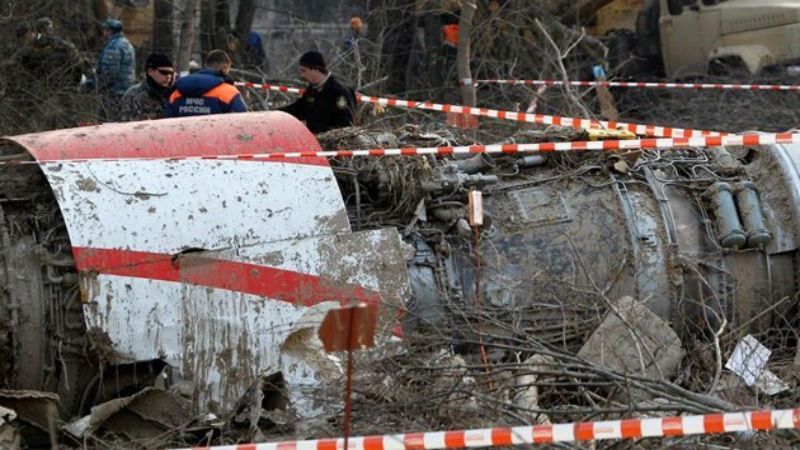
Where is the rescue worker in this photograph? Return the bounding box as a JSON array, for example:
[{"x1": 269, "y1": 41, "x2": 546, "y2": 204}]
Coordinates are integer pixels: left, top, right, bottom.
[
  {"x1": 120, "y1": 53, "x2": 175, "y2": 121},
  {"x1": 441, "y1": 7, "x2": 459, "y2": 54},
  {"x1": 279, "y1": 51, "x2": 356, "y2": 134},
  {"x1": 166, "y1": 49, "x2": 247, "y2": 117},
  {"x1": 92, "y1": 18, "x2": 136, "y2": 120},
  {"x1": 439, "y1": 4, "x2": 460, "y2": 92},
  {"x1": 344, "y1": 16, "x2": 363, "y2": 51}
]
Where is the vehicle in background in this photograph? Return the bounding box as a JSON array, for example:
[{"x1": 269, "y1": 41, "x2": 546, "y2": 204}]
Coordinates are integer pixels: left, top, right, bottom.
[{"x1": 574, "y1": 0, "x2": 800, "y2": 78}]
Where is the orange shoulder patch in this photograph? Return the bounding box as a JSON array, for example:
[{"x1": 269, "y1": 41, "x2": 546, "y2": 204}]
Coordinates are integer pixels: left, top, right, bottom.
[
  {"x1": 169, "y1": 90, "x2": 183, "y2": 103},
  {"x1": 205, "y1": 83, "x2": 240, "y2": 104}
]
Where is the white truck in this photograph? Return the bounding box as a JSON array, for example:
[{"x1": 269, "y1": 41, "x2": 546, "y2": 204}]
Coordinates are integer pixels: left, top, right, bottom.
[{"x1": 578, "y1": 0, "x2": 800, "y2": 77}]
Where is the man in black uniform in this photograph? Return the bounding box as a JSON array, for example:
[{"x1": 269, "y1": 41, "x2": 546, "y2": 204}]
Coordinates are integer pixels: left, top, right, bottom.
[{"x1": 279, "y1": 51, "x2": 356, "y2": 133}]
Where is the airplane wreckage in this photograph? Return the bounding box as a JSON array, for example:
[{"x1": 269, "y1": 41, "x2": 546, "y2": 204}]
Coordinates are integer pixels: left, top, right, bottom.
[{"x1": 0, "y1": 112, "x2": 798, "y2": 446}]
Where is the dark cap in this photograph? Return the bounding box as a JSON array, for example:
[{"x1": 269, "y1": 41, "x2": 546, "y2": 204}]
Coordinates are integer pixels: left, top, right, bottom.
[
  {"x1": 145, "y1": 52, "x2": 174, "y2": 69},
  {"x1": 103, "y1": 18, "x2": 123, "y2": 33},
  {"x1": 299, "y1": 51, "x2": 327, "y2": 73}
]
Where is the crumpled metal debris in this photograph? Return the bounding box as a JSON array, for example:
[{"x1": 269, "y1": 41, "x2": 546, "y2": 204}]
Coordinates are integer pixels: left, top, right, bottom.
[
  {"x1": 279, "y1": 302, "x2": 344, "y2": 426},
  {"x1": 578, "y1": 296, "x2": 685, "y2": 385},
  {"x1": 231, "y1": 302, "x2": 367, "y2": 439},
  {"x1": 0, "y1": 390, "x2": 59, "y2": 448},
  {"x1": 63, "y1": 386, "x2": 192, "y2": 441},
  {"x1": 0, "y1": 406, "x2": 20, "y2": 450}
]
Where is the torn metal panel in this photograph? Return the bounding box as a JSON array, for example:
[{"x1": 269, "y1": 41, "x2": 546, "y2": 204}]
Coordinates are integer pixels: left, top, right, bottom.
[
  {"x1": 0, "y1": 406, "x2": 20, "y2": 450},
  {"x1": 578, "y1": 296, "x2": 684, "y2": 383},
  {"x1": 280, "y1": 302, "x2": 344, "y2": 421},
  {"x1": 3, "y1": 113, "x2": 409, "y2": 417},
  {"x1": 0, "y1": 390, "x2": 58, "y2": 448},
  {"x1": 79, "y1": 229, "x2": 408, "y2": 414},
  {"x1": 64, "y1": 387, "x2": 192, "y2": 441}
]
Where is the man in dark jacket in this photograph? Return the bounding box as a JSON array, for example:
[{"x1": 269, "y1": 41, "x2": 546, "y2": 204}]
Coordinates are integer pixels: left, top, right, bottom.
[
  {"x1": 120, "y1": 53, "x2": 175, "y2": 121},
  {"x1": 279, "y1": 51, "x2": 356, "y2": 134},
  {"x1": 18, "y1": 17, "x2": 85, "y2": 89},
  {"x1": 166, "y1": 49, "x2": 247, "y2": 117}
]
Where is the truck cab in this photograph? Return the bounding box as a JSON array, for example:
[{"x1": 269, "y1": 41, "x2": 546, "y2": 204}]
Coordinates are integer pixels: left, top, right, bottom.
[{"x1": 657, "y1": 0, "x2": 800, "y2": 77}]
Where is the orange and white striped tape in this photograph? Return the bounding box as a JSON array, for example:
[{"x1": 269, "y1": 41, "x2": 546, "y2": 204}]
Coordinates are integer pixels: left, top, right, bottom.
[
  {"x1": 238, "y1": 81, "x2": 305, "y2": 95},
  {"x1": 475, "y1": 79, "x2": 800, "y2": 91},
  {"x1": 4, "y1": 133, "x2": 799, "y2": 166},
  {"x1": 235, "y1": 82, "x2": 722, "y2": 138},
  {"x1": 174, "y1": 408, "x2": 800, "y2": 450}
]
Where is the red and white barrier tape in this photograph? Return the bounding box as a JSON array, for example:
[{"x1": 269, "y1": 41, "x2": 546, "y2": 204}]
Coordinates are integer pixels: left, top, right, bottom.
[
  {"x1": 175, "y1": 408, "x2": 800, "y2": 450},
  {"x1": 235, "y1": 82, "x2": 722, "y2": 138},
  {"x1": 4, "y1": 133, "x2": 800, "y2": 166},
  {"x1": 475, "y1": 79, "x2": 800, "y2": 91},
  {"x1": 237, "y1": 81, "x2": 305, "y2": 95}
]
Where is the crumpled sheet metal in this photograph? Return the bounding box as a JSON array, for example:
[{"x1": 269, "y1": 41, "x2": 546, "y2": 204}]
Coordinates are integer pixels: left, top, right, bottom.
[
  {"x1": 0, "y1": 390, "x2": 58, "y2": 447},
  {"x1": 64, "y1": 387, "x2": 192, "y2": 441},
  {"x1": 0, "y1": 406, "x2": 19, "y2": 450}
]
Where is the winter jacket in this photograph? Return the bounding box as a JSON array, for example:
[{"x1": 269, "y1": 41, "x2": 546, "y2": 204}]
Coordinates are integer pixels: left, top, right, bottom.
[
  {"x1": 165, "y1": 69, "x2": 247, "y2": 117},
  {"x1": 95, "y1": 32, "x2": 135, "y2": 96},
  {"x1": 18, "y1": 34, "x2": 84, "y2": 88},
  {"x1": 279, "y1": 74, "x2": 356, "y2": 134},
  {"x1": 120, "y1": 76, "x2": 170, "y2": 121}
]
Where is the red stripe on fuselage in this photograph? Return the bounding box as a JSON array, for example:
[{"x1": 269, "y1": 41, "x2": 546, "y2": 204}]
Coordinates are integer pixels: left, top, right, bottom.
[{"x1": 73, "y1": 247, "x2": 381, "y2": 307}]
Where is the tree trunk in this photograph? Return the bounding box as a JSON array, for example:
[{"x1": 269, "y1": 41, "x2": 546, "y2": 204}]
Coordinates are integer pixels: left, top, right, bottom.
[
  {"x1": 93, "y1": 0, "x2": 109, "y2": 21},
  {"x1": 421, "y1": 9, "x2": 444, "y2": 89},
  {"x1": 233, "y1": 0, "x2": 256, "y2": 67},
  {"x1": 152, "y1": 0, "x2": 175, "y2": 56},
  {"x1": 403, "y1": 6, "x2": 423, "y2": 93},
  {"x1": 177, "y1": 0, "x2": 201, "y2": 71},
  {"x1": 214, "y1": 0, "x2": 231, "y2": 52},
  {"x1": 200, "y1": 0, "x2": 231, "y2": 55},
  {"x1": 456, "y1": 1, "x2": 477, "y2": 107},
  {"x1": 90, "y1": 0, "x2": 111, "y2": 46},
  {"x1": 375, "y1": 0, "x2": 414, "y2": 94},
  {"x1": 200, "y1": 0, "x2": 215, "y2": 55},
  {"x1": 234, "y1": 0, "x2": 256, "y2": 41}
]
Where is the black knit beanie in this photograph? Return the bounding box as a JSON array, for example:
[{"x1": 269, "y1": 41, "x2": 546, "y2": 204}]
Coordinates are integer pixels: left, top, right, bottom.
[
  {"x1": 299, "y1": 51, "x2": 327, "y2": 73},
  {"x1": 145, "y1": 52, "x2": 174, "y2": 69}
]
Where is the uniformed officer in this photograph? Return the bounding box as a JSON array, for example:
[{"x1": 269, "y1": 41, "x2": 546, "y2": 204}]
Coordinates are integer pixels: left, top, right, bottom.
[
  {"x1": 94, "y1": 18, "x2": 136, "y2": 97},
  {"x1": 279, "y1": 51, "x2": 356, "y2": 134},
  {"x1": 87, "y1": 18, "x2": 136, "y2": 121}
]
